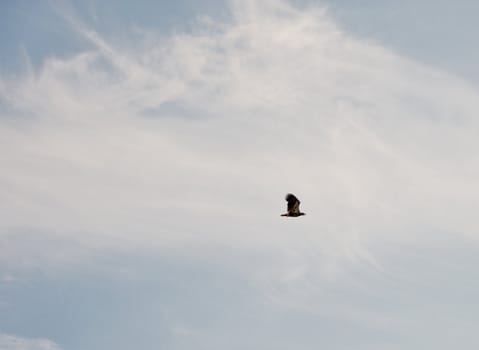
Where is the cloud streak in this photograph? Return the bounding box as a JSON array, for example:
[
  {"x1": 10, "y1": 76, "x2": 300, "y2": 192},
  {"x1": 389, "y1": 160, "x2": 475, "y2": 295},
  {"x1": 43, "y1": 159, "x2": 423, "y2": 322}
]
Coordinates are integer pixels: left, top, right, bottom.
[
  {"x1": 2, "y1": 0, "x2": 478, "y2": 252},
  {"x1": 0, "y1": 333, "x2": 62, "y2": 350}
]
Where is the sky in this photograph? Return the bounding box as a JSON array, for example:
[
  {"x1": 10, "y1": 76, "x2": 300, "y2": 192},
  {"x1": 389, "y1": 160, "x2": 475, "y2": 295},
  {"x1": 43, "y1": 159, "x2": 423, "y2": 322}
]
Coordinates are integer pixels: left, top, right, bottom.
[{"x1": 1, "y1": 0, "x2": 479, "y2": 349}]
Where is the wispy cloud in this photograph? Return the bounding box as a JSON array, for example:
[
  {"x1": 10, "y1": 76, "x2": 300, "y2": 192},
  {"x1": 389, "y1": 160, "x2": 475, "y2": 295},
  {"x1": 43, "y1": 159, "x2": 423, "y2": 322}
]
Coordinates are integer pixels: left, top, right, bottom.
[
  {"x1": 2, "y1": 0, "x2": 478, "y2": 254},
  {"x1": 0, "y1": 333, "x2": 62, "y2": 350}
]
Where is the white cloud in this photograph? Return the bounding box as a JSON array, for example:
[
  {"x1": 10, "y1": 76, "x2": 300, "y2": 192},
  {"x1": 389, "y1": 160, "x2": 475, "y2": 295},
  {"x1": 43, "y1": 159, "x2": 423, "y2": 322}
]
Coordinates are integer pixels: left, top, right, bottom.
[
  {"x1": 0, "y1": 333, "x2": 61, "y2": 350},
  {"x1": 1, "y1": 0, "x2": 478, "y2": 274}
]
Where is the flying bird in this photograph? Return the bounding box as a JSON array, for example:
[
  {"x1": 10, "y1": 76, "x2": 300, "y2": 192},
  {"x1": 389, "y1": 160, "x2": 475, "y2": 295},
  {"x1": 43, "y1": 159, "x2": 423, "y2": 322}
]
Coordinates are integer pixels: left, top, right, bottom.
[{"x1": 281, "y1": 193, "x2": 305, "y2": 217}]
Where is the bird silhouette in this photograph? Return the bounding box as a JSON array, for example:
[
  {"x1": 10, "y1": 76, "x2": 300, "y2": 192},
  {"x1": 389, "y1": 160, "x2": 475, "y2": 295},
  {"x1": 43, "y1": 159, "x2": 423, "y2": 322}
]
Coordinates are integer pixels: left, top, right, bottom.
[{"x1": 281, "y1": 193, "x2": 305, "y2": 217}]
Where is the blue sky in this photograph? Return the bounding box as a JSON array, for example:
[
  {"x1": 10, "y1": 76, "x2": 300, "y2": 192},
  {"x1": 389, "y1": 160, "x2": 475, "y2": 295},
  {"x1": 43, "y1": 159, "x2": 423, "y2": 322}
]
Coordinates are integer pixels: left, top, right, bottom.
[{"x1": 1, "y1": 1, "x2": 479, "y2": 349}]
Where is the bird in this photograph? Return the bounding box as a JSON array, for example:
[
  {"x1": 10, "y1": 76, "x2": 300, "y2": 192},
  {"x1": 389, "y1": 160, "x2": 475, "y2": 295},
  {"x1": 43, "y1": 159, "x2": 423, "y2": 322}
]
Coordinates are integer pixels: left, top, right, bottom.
[{"x1": 281, "y1": 193, "x2": 305, "y2": 217}]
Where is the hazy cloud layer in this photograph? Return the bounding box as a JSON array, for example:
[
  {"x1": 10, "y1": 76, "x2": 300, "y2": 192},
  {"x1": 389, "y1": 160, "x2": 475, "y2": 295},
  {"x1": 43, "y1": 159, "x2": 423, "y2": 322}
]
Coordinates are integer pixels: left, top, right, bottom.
[
  {"x1": 0, "y1": 333, "x2": 62, "y2": 350},
  {"x1": 1, "y1": 0, "x2": 479, "y2": 349}
]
